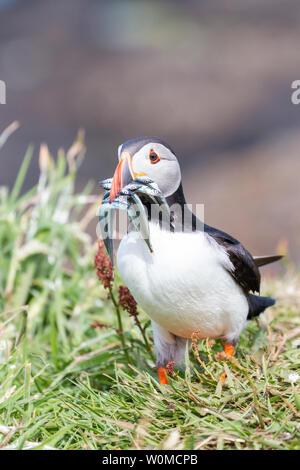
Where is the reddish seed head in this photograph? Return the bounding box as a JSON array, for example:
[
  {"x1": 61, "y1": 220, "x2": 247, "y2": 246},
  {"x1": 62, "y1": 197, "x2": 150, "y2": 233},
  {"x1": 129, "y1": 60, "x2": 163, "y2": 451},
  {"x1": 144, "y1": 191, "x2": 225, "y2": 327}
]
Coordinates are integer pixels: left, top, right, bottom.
[
  {"x1": 166, "y1": 361, "x2": 175, "y2": 376},
  {"x1": 94, "y1": 239, "x2": 114, "y2": 290},
  {"x1": 90, "y1": 321, "x2": 112, "y2": 329},
  {"x1": 118, "y1": 285, "x2": 139, "y2": 318}
]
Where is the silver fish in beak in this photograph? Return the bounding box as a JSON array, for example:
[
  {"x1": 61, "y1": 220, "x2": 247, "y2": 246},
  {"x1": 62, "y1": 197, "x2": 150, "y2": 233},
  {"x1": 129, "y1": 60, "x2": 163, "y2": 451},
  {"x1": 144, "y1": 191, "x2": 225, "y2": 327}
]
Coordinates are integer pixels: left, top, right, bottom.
[{"x1": 99, "y1": 172, "x2": 172, "y2": 266}]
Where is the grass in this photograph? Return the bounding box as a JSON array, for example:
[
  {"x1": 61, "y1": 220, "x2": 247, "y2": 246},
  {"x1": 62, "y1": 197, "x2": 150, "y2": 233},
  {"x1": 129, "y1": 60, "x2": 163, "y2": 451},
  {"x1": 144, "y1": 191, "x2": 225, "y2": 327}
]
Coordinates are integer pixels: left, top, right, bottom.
[{"x1": 0, "y1": 124, "x2": 299, "y2": 450}]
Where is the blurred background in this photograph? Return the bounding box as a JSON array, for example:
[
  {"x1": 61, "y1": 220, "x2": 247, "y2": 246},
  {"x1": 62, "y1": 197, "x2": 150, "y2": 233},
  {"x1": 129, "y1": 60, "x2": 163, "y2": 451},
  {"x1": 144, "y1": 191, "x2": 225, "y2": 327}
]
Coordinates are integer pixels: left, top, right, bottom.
[{"x1": 0, "y1": 0, "x2": 299, "y2": 268}]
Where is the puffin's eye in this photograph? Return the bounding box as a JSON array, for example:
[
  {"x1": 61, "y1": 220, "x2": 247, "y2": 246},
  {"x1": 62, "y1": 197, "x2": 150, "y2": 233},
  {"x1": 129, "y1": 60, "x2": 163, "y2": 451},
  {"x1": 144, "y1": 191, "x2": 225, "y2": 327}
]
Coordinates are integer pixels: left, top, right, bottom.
[{"x1": 149, "y1": 150, "x2": 160, "y2": 164}]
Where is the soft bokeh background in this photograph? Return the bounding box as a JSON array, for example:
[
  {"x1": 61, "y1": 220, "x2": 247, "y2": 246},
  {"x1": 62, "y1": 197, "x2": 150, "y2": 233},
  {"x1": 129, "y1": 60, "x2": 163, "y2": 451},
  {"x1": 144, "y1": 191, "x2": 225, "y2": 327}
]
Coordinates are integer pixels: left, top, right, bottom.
[{"x1": 0, "y1": 0, "x2": 299, "y2": 267}]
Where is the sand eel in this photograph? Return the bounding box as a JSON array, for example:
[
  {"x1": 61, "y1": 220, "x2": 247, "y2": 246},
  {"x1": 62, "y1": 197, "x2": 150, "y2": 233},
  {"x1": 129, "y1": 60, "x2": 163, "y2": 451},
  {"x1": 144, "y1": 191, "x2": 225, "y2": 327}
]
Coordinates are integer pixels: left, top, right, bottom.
[{"x1": 100, "y1": 137, "x2": 282, "y2": 384}]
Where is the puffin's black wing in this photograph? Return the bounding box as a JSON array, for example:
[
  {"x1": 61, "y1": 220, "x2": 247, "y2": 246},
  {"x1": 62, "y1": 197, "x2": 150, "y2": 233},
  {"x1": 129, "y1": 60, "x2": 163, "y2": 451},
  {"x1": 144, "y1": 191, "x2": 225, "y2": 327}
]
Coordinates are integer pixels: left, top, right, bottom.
[
  {"x1": 204, "y1": 224, "x2": 261, "y2": 294},
  {"x1": 166, "y1": 187, "x2": 261, "y2": 294}
]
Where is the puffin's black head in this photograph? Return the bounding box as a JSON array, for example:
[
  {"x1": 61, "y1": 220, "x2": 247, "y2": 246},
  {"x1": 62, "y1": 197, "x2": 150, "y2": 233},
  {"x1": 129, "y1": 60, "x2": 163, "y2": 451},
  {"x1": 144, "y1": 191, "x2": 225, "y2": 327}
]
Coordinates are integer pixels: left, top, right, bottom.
[{"x1": 110, "y1": 136, "x2": 181, "y2": 201}]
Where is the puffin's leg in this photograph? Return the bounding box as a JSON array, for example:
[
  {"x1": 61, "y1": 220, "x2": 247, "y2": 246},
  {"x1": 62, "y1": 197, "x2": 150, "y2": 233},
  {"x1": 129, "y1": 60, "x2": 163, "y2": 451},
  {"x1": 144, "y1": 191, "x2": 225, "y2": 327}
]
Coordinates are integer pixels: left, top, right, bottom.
[
  {"x1": 219, "y1": 338, "x2": 237, "y2": 383},
  {"x1": 152, "y1": 321, "x2": 187, "y2": 384}
]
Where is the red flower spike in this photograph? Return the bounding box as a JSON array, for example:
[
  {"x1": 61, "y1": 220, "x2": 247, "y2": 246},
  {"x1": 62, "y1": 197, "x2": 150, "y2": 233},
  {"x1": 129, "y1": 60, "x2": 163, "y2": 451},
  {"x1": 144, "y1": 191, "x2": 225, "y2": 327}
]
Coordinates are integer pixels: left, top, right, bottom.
[
  {"x1": 118, "y1": 285, "x2": 139, "y2": 319},
  {"x1": 94, "y1": 239, "x2": 114, "y2": 290}
]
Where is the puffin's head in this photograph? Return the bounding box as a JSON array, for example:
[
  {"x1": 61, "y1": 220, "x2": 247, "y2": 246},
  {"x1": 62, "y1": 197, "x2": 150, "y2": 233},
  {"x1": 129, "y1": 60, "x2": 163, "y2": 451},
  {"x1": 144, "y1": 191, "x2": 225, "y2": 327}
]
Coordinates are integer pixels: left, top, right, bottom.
[{"x1": 109, "y1": 137, "x2": 181, "y2": 201}]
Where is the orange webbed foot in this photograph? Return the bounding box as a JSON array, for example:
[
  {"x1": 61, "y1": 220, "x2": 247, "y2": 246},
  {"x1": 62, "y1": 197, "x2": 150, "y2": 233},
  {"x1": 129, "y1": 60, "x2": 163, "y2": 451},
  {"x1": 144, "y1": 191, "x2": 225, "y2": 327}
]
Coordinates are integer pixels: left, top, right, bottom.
[
  {"x1": 224, "y1": 344, "x2": 235, "y2": 357},
  {"x1": 220, "y1": 372, "x2": 227, "y2": 383},
  {"x1": 158, "y1": 367, "x2": 168, "y2": 385},
  {"x1": 219, "y1": 344, "x2": 235, "y2": 383}
]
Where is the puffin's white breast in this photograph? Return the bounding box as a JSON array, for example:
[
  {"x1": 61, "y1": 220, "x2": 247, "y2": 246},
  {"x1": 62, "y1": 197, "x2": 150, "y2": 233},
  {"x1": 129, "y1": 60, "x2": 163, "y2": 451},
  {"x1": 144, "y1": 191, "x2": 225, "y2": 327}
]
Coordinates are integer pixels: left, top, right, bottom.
[{"x1": 117, "y1": 223, "x2": 248, "y2": 340}]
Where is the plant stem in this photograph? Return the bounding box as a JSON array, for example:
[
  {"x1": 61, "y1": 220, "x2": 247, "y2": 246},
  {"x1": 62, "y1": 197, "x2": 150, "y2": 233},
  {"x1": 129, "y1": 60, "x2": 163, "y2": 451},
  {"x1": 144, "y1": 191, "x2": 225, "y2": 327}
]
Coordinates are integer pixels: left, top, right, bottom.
[
  {"x1": 134, "y1": 319, "x2": 154, "y2": 361},
  {"x1": 109, "y1": 287, "x2": 130, "y2": 363},
  {"x1": 23, "y1": 361, "x2": 32, "y2": 425}
]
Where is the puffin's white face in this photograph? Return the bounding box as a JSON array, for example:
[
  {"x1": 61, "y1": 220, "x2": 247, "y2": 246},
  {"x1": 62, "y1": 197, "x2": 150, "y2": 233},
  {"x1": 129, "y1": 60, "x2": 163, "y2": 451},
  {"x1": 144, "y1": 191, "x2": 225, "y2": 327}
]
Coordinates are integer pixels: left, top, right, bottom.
[
  {"x1": 131, "y1": 143, "x2": 181, "y2": 197},
  {"x1": 110, "y1": 139, "x2": 181, "y2": 201}
]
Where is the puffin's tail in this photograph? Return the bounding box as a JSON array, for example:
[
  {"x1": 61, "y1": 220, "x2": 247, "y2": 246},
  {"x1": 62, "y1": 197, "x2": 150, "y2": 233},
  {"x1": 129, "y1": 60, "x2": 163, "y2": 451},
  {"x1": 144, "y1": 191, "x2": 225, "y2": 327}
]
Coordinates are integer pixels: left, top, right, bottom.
[
  {"x1": 253, "y1": 255, "x2": 283, "y2": 267},
  {"x1": 247, "y1": 294, "x2": 276, "y2": 320}
]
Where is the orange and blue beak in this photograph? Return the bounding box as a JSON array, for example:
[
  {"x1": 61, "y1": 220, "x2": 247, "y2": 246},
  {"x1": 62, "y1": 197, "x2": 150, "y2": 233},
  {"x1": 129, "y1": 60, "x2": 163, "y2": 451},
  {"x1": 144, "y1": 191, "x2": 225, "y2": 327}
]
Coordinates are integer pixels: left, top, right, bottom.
[{"x1": 110, "y1": 152, "x2": 143, "y2": 202}]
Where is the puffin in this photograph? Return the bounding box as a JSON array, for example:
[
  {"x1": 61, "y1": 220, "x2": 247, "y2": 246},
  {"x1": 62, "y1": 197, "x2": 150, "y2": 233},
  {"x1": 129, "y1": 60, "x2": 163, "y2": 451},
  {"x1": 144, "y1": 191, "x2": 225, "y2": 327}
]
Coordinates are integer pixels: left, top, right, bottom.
[{"x1": 108, "y1": 136, "x2": 282, "y2": 384}]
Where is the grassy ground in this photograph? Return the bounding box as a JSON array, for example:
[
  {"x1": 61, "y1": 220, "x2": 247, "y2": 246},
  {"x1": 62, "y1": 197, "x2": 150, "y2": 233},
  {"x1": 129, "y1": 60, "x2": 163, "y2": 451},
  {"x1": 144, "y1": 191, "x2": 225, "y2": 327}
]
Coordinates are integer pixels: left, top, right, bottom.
[{"x1": 0, "y1": 126, "x2": 299, "y2": 450}]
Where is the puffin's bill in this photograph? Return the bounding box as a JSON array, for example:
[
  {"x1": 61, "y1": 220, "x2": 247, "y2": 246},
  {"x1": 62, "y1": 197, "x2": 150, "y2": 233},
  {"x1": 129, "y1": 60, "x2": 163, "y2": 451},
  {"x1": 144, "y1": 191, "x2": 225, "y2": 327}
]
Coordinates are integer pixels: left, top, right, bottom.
[{"x1": 109, "y1": 152, "x2": 135, "y2": 202}]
